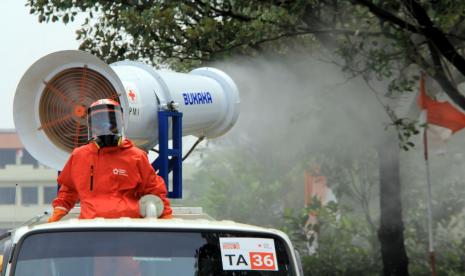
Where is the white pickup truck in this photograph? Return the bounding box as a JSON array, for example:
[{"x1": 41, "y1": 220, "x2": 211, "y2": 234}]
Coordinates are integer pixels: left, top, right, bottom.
[{"x1": 0, "y1": 208, "x2": 303, "y2": 276}]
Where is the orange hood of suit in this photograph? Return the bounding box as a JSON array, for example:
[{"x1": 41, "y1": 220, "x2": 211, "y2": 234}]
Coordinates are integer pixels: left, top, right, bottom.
[{"x1": 53, "y1": 138, "x2": 172, "y2": 219}]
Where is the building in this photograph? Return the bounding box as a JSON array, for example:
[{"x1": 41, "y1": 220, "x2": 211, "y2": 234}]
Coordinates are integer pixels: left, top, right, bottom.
[{"x1": 0, "y1": 129, "x2": 57, "y2": 232}]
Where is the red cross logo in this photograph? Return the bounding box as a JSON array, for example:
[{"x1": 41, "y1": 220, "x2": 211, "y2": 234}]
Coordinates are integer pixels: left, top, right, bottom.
[{"x1": 128, "y1": 90, "x2": 136, "y2": 102}]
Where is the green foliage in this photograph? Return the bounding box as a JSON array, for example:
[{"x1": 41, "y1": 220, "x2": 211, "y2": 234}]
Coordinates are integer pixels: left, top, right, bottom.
[
  {"x1": 403, "y1": 179, "x2": 465, "y2": 275},
  {"x1": 288, "y1": 194, "x2": 465, "y2": 275},
  {"x1": 27, "y1": 0, "x2": 312, "y2": 70},
  {"x1": 184, "y1": 145, "x2": 303, "y2": 226},
  {"x1": 390, "y1": 118, "x2": 421, "y2": 151},
  {"x1": 291, "y1": 208, "x2": 381, "y2": 276},
  {"x1": 25, "y1": 0, "x2": 454, "y2": 81}
]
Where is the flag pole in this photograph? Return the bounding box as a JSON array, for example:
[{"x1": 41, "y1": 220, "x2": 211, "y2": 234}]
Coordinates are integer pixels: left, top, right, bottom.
[{"x1": 422, "y1": 109, "x2": 437, "y2": 276}]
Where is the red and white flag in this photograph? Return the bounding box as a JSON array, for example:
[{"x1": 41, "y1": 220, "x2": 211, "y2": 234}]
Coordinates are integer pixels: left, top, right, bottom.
[
  {"x1": 303, "y1": 165, "x2": 337, "y2": 255},
  {"x1": 418, "y1": 75, "x2": 465, "y2": 154}
]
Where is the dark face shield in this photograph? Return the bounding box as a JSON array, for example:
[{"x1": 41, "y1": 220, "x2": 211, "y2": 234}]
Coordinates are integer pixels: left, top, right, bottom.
[{"x1": 88, "y1": 107, "x2": 124, "y2": 140}]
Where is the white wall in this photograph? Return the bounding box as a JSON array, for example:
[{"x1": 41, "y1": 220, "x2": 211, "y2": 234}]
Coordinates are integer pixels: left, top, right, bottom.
[{"x1": 0, "y1": 165, "x2": 57, "y2": 229}]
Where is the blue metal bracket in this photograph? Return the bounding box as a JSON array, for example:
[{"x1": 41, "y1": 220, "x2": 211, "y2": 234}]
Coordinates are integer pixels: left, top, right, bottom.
[{"x1": 152, "y1": 110, "x2": 183, "y2": 198}]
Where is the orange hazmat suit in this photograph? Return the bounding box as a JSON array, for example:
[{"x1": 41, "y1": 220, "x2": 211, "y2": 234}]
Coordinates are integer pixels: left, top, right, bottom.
[{"x1": 50, "y1": 138, "x2": 172, "y2": 220}]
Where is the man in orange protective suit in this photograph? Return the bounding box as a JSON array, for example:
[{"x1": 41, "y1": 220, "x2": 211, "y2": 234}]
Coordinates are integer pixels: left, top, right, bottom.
[{"x1": 48, "y1": 99, "x2": 172, "y2": 222}]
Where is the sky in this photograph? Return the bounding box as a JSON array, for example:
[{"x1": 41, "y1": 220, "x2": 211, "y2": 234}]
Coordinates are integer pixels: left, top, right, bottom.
[{"x1": 0, "y1": 0, "x2": 81, "y2": 129}]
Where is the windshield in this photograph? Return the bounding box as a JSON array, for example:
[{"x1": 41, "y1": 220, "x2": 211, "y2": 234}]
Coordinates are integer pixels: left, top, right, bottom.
[{"x1": 12, "y1": 230, "x2": 295, "y2": 276}]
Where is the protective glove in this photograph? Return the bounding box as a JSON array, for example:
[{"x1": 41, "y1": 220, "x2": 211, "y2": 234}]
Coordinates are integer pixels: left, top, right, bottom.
[
  {"x1": 48, "y1": 208, "x2": 68, "y2": 223},
  {"x1": 160, "y1": 213, "x2": 173, "y2": 219}
]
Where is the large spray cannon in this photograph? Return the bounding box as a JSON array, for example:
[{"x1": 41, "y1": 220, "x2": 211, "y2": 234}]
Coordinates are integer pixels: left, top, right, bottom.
[{"x1": 14, "y1": 50, "x2": 240, "y2": 171}]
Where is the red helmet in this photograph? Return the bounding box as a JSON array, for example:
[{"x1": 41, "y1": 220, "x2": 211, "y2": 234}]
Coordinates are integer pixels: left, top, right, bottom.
[{"x1": 87, "y1": 99, "x2": 124, "y2": 147}]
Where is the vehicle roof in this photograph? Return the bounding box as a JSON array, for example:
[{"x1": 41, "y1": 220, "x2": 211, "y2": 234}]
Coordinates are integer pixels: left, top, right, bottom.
[
  {"x1": 16, "y1": 218, "x2": 284, "y2": 235},
  {"x1": 9, "y1": 207, "x2": 291, "y2": 245}
]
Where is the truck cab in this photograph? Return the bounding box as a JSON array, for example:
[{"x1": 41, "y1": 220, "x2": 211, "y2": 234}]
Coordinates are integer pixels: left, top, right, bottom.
[{"x1": 0, "y1": 208, "x2": 302, "y2": 275}]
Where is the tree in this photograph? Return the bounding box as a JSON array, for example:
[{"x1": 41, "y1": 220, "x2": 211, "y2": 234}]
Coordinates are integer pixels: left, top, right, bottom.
[
  {"x1": 378, "y1": 131, "x2": 409, "y2": 276},
  {"x1": 28, "y1": 1, "x2": 465, "y2": 275},
  {"x1": 27, "y1": 1, "x2": 465, "y2": 106}
]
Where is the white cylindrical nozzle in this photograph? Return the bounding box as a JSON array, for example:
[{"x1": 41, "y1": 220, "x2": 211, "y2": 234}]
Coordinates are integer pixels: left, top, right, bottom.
[
  {"x1": 139, "y1": 195, "x2": 164, "y2": 218},
  {"x1": 145, "y1": 203, "x2": 158, "y2": 218},
  {"x1": 110, "y1": 61, "x2": 240, "y2": 149},
  {"x1": 13, "y1": 50, "x2": 240, "y2": 170}
]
